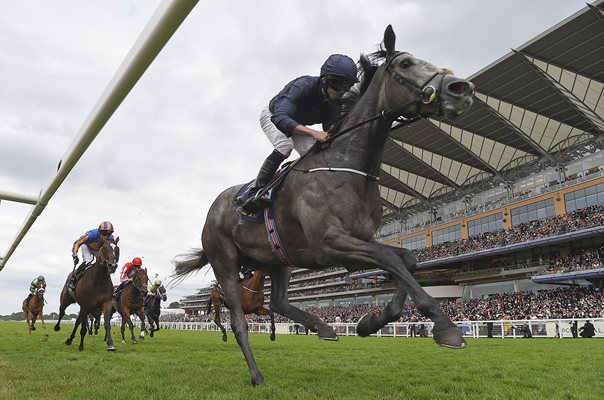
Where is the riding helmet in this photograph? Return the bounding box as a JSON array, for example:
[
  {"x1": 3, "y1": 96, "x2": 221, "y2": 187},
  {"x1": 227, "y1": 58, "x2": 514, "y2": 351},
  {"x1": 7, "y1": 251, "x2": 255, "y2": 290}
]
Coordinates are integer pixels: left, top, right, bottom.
[
  {"x1": 38, "y1": 275, "x2": 45, "y2": 281},
  {"x1": 132, "y1": 257, "x2": 143, "y2": 267},
  {"x1": 99, "y1": 221, "x2": 114, "y2": 233},
  {"x1": 320, "y1": 54, "x2": 358, "y2": 83}
]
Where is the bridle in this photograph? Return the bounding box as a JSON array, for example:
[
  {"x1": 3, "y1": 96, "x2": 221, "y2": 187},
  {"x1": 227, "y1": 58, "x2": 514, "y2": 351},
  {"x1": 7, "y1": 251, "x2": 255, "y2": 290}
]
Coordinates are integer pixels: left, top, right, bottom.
[
  {"x1": 383, "y1": 51, "x2": 447, "y2": 117},
  {"x1": 132, "y1": 269, "x2": 149, "y2": 294}
]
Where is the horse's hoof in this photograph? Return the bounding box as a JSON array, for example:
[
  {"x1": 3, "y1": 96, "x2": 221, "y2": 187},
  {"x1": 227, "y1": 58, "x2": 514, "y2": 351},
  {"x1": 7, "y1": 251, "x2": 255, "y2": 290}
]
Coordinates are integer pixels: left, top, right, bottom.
[
  {"x1": 31, "y1": 326, "x2": 36, "y2": 331},
  {"x1": 317, "y1": 325, "x2": 338, "y2": 340},
  {"x1": 78, "y1": 346, "x2": 84, "y2": 352},
  {"x1": 150, "y1": 332, "x2": 154, "y2": 338},
  {"x1": 433, "y1": 325, "x2": 466, "y2": 349},
  {"x1": 357, "y1": 313, "x2": 375, "y2": 337},
  {"x1": 251, "y1": 372, "x2": 265, "y2": 386},
  {"x1": 65, "y1": 339, "x2": 73, "y2": 346},
  {"x1": 139, "y1": 335, "x2": 145, "y2": 340},
  {"x1": 54, "y1": 325, "x2": 61, "y2": 332},
  {"x1": 270, "y1": 333, "x2": 275, "y2": 342},
  {"x1": 221, "y1": 335, "x2": 227, "y2": 343},
  {"x1": 121, "y1": 340, "x2": 126, "y2": 344},
  {"x1": 132, "y1": 340, "x2": 137, "y2": 345},
  {"x1": 107, "y1": 345, "x2": 116, "y2": 352}
]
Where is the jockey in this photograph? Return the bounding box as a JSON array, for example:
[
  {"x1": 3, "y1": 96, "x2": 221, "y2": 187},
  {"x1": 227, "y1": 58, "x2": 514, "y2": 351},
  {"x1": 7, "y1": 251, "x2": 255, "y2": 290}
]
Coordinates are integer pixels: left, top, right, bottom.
[
  {"x1": 113, "y1": 257, "x2": 142, "y2": 300},
  {"x1": 27, "y1": 275, "x2": 45, "y2": 301},
  {"x1": 69, "y1": 221, "x2": 115, "y2": 292},
  {"x1": 236, "y1": 54, "x2": 358, "y2": 213},
  {"x1": 148, "y1": 278, "x2": 162, "y2": 296},
  {"x1": 239, "y1": 267, "x2": 254, "y2": 281}
]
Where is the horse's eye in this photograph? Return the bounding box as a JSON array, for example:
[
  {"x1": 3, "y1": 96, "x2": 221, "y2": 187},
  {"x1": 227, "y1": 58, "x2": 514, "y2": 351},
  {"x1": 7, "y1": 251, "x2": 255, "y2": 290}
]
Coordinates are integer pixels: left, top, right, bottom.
[{"x1": 400, "y1": 59, "x2": 412, "y2": 69}]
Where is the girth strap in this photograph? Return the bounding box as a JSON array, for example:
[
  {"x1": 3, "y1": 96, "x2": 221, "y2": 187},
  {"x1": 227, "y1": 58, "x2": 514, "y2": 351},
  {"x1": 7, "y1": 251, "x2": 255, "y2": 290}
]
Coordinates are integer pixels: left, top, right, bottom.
[{"x1": 263, "y1": 207, "x2": 292, "y2": 266}]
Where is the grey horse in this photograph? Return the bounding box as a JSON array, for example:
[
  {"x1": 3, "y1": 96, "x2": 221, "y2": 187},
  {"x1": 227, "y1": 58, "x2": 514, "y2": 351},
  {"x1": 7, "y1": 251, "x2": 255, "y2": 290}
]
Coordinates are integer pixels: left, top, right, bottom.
[{"x1": 174, "y1": 25, "x2": 474, "y2": 385}]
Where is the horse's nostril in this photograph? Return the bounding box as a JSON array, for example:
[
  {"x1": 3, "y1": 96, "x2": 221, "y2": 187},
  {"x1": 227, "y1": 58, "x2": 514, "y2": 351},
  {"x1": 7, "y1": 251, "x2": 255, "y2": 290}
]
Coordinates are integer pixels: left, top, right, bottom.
[{"x1": 448, "y1": 81, "x2": 473, "y2": 97}]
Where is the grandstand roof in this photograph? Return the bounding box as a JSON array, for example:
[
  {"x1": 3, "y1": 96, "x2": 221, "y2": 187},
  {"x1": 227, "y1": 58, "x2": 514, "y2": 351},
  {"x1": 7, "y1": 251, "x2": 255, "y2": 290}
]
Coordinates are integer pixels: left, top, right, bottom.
[{"x1": 381, "y1": 0, "x2": 604, "y2": 217}]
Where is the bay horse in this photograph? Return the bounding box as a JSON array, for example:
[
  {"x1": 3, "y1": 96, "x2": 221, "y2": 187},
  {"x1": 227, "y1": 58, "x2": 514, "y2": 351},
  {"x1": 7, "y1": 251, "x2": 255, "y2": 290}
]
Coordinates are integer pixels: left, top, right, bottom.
[
  {"x1": 54, "y1": 237, "x2": 120, "y2": 351},
  {"x1": 111, "y1": 268, "x2": 149, "y2": 344},
  {"x1": 173, "y1": 25, "x2": 474, "y2": 385},
  {"x1": 207, "y1": 271, "x2": 275, "y2": 342},
  {"x1": 144, "y1": 284, "x2": 167, "y2": 337},
  {"x1": 22, "y1": 280, "x2": 46, "y2": 333}
]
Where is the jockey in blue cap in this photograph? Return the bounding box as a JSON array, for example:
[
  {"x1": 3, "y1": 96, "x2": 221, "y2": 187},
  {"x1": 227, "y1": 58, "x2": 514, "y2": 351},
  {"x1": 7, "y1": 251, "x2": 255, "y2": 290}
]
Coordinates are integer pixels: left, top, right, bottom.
[
  {"x1": 68, "y1": 221, "x2": 115, "y2": 293},
  {"x1": 236, "y1": 54, "x2": 358, "y2": 213}
]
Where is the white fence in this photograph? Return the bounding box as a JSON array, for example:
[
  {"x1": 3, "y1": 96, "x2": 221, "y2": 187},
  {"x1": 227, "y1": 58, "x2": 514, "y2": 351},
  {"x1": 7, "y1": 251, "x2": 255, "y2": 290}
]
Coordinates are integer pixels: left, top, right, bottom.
[{"x1": 154, "y1": 318, "x2": 604, "y2": 339}]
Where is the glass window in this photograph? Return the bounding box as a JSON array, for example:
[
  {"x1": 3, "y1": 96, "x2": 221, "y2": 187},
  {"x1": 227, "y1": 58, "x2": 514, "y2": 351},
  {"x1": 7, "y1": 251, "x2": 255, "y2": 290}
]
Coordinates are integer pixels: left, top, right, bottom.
[
  {"x1": 467, "y1": 213, "x2": 503, "y2": 237},
  {"x1": 511, "y1": 198, "x2": 555, "y2": 226}
]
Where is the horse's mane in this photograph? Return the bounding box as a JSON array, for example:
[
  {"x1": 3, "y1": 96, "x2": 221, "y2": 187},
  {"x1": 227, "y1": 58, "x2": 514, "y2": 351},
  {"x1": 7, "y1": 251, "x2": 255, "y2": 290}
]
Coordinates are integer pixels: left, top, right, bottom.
[{"x1": 341, "y1": 49, "x2": 388, "y2": 118}]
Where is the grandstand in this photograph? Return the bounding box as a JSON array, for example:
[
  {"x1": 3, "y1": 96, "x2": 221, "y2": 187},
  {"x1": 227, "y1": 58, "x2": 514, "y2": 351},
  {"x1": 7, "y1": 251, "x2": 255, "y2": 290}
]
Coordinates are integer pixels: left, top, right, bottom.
[{"x1": 179, "y1": 1, "x2": 604, "y2": 323}]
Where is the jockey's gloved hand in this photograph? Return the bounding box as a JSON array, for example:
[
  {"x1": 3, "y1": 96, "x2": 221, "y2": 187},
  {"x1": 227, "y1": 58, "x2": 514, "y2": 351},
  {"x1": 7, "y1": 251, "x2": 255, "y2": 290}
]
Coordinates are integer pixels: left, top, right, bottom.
[{"x1": 73, "y1": 255, "x2": 79, "y2": 267}]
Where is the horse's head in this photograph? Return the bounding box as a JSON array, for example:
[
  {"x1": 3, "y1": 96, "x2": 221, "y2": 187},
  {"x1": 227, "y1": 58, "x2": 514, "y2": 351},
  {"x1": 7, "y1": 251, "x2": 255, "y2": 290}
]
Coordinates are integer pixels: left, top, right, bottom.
[
  {"x1": 98, "y1": 237, "x2": 120, "y2": 274},
  {"x1": 35, "y1": 287, "x2": 45, "y2": 297},
  {"x1": 37, "y1": 279, "x2": 46, "y2": 290},
  {"x1": 133, "y1": 268, "x2": 149, "y2": 294},
  {"x1": 158, "y1": 285, "x2": 167, "y2": 302},
  {"x1": 377, "y1": 25, "x2": 474, "y2": 121}
]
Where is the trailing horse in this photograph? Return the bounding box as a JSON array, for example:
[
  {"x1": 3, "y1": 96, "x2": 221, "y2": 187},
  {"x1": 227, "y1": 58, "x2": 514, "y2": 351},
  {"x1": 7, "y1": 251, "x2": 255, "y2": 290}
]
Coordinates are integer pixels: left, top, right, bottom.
[
  {"x1": 111, "y1": 267, "x2": 149, "y2": 344},
  {"x1": 173, "y1": 26, "x2": 474, "y2": 385},
  {"x1": 144, "y1": 284, "x2": 167, "y2": 337},
  {"x1": 22, "y1": 280, "x2": 46, "y2": 334},
  {"x1": 54, "y1": 237, "x2": 120, "y2": 351},
  {"x1": 207, "y1": 271, "x2": 275, "y2": 342}
]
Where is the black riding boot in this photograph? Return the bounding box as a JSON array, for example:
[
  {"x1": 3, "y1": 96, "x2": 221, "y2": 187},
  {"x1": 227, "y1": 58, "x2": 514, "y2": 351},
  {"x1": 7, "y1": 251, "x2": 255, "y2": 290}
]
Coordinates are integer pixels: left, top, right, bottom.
[
  {"x1": 236, "y1": 149, "x2": 286, "y2": 212},
  {"x1": 113, "y1": 281, "x2": 126, "y2": 300},
  {"x1": 68, "y1": 262, "x2": 87, "y2": 292}
]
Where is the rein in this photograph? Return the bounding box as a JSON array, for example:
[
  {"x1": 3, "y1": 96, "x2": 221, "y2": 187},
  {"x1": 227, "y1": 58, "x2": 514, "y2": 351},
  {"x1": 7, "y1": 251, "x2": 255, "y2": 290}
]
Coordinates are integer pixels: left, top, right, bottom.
[{"x1": 240, "y1": 283, "x2": 263, "y2": 294}]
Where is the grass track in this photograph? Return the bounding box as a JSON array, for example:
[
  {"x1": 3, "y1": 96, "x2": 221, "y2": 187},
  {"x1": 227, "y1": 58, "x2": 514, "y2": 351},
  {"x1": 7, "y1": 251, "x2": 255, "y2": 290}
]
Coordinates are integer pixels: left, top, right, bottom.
[{"x1": 0, "y1": 321, "x2": 602, "y2": 400}]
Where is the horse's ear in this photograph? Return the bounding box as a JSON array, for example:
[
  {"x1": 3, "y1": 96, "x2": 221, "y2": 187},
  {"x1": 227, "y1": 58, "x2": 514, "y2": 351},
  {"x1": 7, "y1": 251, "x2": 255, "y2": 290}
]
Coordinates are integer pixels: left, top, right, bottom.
[
  {"x1": 383, "y1": 25, "x2": 396, "y2": 55},
  {"x1": 115, "y1": 237, "x2": 120, "y2": 245}
]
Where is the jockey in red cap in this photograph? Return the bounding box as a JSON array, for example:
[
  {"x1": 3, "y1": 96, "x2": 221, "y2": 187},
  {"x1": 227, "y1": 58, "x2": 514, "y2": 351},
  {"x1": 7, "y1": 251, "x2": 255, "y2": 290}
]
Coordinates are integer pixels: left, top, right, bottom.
[{"x1": 113, "y1": 257, "x2": 143, "y2": 300}]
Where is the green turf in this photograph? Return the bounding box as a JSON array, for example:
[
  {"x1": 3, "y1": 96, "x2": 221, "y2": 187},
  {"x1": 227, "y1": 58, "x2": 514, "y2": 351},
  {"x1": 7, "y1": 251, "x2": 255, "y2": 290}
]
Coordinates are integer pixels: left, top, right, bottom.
[{"x1": 0, "y1": 321, "x2": 602, "y2": 400}]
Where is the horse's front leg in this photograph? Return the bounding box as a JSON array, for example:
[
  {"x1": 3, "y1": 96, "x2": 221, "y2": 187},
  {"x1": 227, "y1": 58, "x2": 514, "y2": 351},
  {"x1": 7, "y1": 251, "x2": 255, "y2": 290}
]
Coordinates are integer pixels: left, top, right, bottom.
[
  {"x1": 255, "y1": 307, "x2": 276, "y2": 342},
  {"x1": 123, "y1": 310, "x2": 137, "y2": 344},
  {"x1": 212, "y1": 254, "x2": 264, "y2": 386},
  {"x1": 103, "y1": 302, "x2": 116, "y2": 351},
  {"x1": 30, "y1": 312, "x2": 38, "y2": 331},
  {"x1": 137, "y1": 308, "x2": 147, "y2": 340},
  {"x1": 38, "y1": 309, "x2": 46, "y2": 330},
  {"x1": 77, "y1": 312, "x2": 88, "y2": 352},
  {"x1": 268, "y1": 268, "x2": 337, "y2": 340},
  {"x1": 356, "y1": 244, "x2": 415, "y2": 337},
  {"x1": 319, "y1": 229, "x2": 464, "y2": 349}
]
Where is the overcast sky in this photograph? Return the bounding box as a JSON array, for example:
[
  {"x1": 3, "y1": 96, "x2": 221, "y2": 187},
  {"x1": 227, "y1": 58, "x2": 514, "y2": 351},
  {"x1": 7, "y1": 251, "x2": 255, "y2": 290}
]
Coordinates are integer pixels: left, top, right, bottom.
[{"x1": 0, "y1": 0, "x2": 591, "y2": 316}]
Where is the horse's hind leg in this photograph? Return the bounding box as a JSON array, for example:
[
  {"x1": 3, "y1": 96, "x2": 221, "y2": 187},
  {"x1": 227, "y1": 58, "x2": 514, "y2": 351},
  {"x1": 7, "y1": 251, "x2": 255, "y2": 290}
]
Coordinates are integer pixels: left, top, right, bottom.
[
  {"x1": 211, "y1": 254, "x2": 264, "y2": 386},
  {"x1": 269, "y1": 268, "x2": 337, "y2": 340}
]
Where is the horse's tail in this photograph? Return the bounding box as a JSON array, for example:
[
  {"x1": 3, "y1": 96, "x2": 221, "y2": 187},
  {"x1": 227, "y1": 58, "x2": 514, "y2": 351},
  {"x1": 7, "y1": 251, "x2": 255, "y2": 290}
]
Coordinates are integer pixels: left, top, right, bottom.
[{"x1": 171, "y1": 248, "x2": 210, "y2": 282}]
